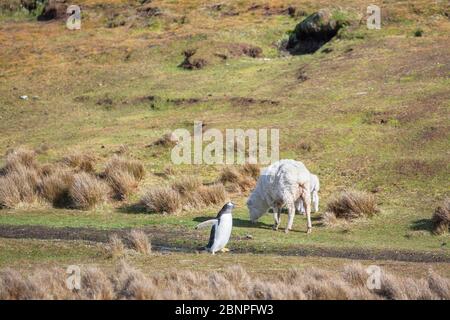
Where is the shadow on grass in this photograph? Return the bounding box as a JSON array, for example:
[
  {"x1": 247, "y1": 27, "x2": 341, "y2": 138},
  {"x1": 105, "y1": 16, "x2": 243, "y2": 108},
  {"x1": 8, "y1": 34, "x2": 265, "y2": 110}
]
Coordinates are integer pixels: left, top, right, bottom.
[
  {"x1": 118, "y1": 203, "x2": 148, "y2": 214},
  {"x1": 192, "y1": 216, "x2": 273, "y2": 229},
  {"x1": 410, "y1": 218, "x2": 433, "y2": 232}
]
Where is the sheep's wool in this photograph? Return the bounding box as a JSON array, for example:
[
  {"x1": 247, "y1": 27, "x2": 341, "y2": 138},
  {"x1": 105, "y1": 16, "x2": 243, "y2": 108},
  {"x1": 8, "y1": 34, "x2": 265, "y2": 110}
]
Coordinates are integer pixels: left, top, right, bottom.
[{"x1": 248, "y1": 159, "x2": 310, "y2": 221}]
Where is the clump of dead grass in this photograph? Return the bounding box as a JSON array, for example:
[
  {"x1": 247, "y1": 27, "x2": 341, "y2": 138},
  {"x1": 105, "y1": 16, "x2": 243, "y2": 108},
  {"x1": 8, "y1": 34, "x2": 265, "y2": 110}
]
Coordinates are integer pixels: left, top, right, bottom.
[
  {"x1": 1, "y1": 262, "x2": 449, "y2": 300},
  {"x1": 324, "y1": 190, "x2": 379, "y2": 224},
  {"x1": 140, "y1": 187, "x2": 181, "y2": 214},
  {"x1": 3, "y1": 147, "x2": 38, "y2": 172},
  {"x1": 129, "y1": 230, "x2": 151, "y2": 255},
  {"x1": 38, "y1": 166, "x2": 74, "y2": 208},
  {"x1": 151, "y1": 132, "x2": 179, "y2": 147},
  {"x1": 219, "y1": 163, "x2": 260, "y2": 193},
  {"x1": 62, "y1": 152, "x2": 96, "y2": 173},
  {"x1": 104, "y1": 156, "x2": 145, "y2": 182},
  {"x1": 0, "y1": 150, "x2": 144, "y2": 210},
  {"x1": 195, "y1": 184, "x2": 227, "y2": 206},
  {"x1": 69, "y1": 172, "x2": 109, "y2": 210},
  {"x1": 432, "y1": 198, "x2": 450, "y2": 235},
  {"x1": 171, "y1": 176, "x2": 202, "y2": 195},
  {"x1": 102, "y1": 156, "x2": 145, "y2": 200},
  {"x1": 0, "y1": 164, "x2": 41, "y2": 209},
  {"x1": 170, "y1": 176, "x2": 227, "y2": 210},
  {"x1": 107, "y1": 234, "x2": 125, "y2": 259}
]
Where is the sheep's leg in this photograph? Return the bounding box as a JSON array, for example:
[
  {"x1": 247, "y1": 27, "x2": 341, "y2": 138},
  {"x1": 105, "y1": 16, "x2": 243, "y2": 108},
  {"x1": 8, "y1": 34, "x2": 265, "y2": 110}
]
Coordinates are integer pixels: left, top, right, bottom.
[
  {"x1": 272, "y1": 207, "x2": 280, "y2": 230},
  {"x1": 303, "y1": 192, "x2": 312, "y2": 234},
  {"x1": 285, "y1": 203, "x2": 296, "y2": 233},
  {"x1": 313, "y1": 191, "x2": 319, "y2": 213},
  {"x1": 296, "y1": 199, "x2": 305, "y2": 215}
]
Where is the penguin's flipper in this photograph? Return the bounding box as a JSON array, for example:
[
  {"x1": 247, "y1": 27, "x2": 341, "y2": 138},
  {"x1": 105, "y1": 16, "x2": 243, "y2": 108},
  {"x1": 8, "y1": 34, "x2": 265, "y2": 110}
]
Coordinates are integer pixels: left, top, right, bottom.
[{"x1": 195, "y1": 219, "x2": 218, "y2": 229}]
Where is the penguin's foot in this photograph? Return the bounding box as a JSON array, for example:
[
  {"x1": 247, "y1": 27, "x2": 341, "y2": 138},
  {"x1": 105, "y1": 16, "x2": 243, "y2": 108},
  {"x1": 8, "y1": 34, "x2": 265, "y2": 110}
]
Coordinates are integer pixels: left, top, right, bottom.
[
  {"x1": 272, "y1": 224, "x2": 279, "y2": 231},
  {"x1": 220, "y1": 248, "x2": 230, "y2": 253},
  {"x1": 306, "y1": 227, "x2": 312, "y2": 234},
  {"x1": 284, "y1": 228, "x2": 290, "y2": 234}
]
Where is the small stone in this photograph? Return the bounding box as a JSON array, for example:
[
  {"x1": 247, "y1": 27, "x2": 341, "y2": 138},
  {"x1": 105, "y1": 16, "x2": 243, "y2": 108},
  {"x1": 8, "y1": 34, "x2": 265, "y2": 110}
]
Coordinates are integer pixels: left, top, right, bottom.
[{"x1": 20, "y1": 95, "x2": 28, "y2": 100}]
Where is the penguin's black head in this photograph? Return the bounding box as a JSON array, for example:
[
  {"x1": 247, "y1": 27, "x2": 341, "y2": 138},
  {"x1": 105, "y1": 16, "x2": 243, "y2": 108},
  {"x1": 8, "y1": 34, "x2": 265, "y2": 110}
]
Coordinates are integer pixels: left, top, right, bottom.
[
  {"x1": 225, "y1": 201, "x2": 236, "y2": 209},
  {"x1": 216, "y1": 201, "x2": 235, "y2": 217}
]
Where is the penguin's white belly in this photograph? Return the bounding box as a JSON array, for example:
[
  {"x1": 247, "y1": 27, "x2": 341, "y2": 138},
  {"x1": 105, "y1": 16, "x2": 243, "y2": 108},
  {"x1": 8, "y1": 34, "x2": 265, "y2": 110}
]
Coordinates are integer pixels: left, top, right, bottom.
[{"x1": 210, "y1": 215, "x2": 232, "y2": 252}]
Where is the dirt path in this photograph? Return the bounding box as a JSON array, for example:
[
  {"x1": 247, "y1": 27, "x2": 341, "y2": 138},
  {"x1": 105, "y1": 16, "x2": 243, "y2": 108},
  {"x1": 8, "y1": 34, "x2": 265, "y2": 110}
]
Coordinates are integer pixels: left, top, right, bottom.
[{"x1": 0, "y1": 224, "x2": 448, "y2": 263}]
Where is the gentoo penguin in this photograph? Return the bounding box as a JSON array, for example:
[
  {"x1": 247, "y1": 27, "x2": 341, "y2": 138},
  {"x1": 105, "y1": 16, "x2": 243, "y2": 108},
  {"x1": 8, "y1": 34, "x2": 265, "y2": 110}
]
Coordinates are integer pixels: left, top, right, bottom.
[{"x1": 195, "y1": 202, "x2": 235, "y2": 254}]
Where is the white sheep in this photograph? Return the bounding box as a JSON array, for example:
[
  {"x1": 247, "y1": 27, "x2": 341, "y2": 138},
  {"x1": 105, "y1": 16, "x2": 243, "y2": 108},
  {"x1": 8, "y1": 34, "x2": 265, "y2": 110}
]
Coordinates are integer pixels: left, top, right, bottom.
[
  {"x1": 247, "y1": 159, "x2": 312, "y2": 234},
  {"x1": 297, "y1": 173, "x2": 320, "y2": 214}
]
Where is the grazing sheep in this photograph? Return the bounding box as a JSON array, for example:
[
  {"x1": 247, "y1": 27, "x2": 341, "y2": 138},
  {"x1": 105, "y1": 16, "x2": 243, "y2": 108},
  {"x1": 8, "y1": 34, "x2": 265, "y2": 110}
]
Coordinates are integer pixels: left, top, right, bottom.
[
  {"x1": 297, "y1": 173, "x2": 320, "y2": 214},
  {"x1": 247, "y1": 159, "x2": 312, "y2": 233}
]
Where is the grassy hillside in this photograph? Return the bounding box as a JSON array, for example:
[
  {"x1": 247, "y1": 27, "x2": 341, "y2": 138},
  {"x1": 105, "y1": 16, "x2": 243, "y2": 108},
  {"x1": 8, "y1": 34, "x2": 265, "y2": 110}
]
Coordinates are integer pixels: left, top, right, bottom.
[{"x1": 0, "y1": 0, "x2": 449, "y2": 261}]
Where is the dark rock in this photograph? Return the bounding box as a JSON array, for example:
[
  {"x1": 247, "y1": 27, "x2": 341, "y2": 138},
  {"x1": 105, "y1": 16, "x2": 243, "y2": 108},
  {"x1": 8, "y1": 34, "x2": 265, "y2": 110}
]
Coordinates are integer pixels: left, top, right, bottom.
[
  {"x1": 286, "y1": 9, "x2": 351, "y2": 55},
  {"x1": 37, "y1": 0, "x2": 68, "y2": 21}
]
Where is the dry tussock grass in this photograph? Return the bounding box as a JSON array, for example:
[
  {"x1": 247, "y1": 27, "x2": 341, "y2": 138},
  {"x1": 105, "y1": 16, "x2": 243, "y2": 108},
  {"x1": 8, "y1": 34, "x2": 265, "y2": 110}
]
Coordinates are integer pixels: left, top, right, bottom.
[
  {"x1": 129, "y1": 230, "x2": 151, "y2": 255},
  {"x1": 163, "y1": 165, "x2": 176, "y2": 176},
  {"x1": 39, "y1": 166, "x2": 74, "y2": 208},
  {"x1": 219, "y1": 163, "x2": 260, "y2": 193},
  {"x1": 240, "y1": 163, "x2": 261, "y2": 180},
  {"x1": 104, "y1": 169, "x2": 138, "y2": 200},
  {"x1": 171, "y1": 176, "x2": 202, "y2": 195},
  {"x1": 69, "y1": 172, "x2": 109, "y2": 210},
  {"x1": 324, "y1": 190, "x2": 379, "y2": 224},
  {"x1": 103, "y1": 156, "x2": 145, "y2": 199},
  {"x1": 0, "y1": 149, "x2": 145, "y2": 210},
  {"x1": 137, "y1": 176, "x2": 228, "y2": 213},
  {"x1": 0, "y1": 164, "x2": 41, "y2": 209},
  {"x1": 62, "y1": 152, "x2": 96, "y2": 173},
  {"x1": 104, "y1": 155, "x2": 145, "y2": 182},
  {"x1": 1, "y1": 262, "x2": 449, "y2": 300},
  {"x1": 151, "y1": 133, "x2": 178, "y2": 147},
  {"x1": 169, "y1": 176, "x2": 227, "y2": 211},
  {"x1": 432, "y1": 198, "x2": 450, "y2": 235},
  {"x1": 195, "y1": 184, "x2": 227, "y2": 206},
  {"x1": 140, "y1": 187, "x2": 181, "y2": 214},
  {"x1": 107, "y1": 234, "x2": 125, "y2": 259},
  {"x1": 3, "y1": 147, "x2": 38, "y2": 172}
]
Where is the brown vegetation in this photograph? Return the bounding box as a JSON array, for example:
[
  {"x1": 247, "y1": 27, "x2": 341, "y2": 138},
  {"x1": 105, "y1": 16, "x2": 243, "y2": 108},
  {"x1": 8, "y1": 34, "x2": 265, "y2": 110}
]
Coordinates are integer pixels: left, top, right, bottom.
[
  {"x1": 0, "y1": 148, "x2": 41, "y2": 208},
  {"x1": 178, "y1": 49, "x2": 207, "y2": 70},
  {"x1": 102, "y1": 155, "x2": 145, "y2": 200},
  {"x1": 195, "y1": 184, "x2": 227, "y2": 207},
  {"x1": 69, "y1": 173, "x2": 109, "y2": 210},
  {"x1": 140, "y1": 187, "x2": 181, "y2": 214},
  {"x1": 432, "y1": 198, "x2": 450, "y2": 235},
  {"x1": 129, "y1": 230, "x2": 151, "y2": 255},
  {"x1": 62, "y1": 152, "x2": 96, "y2": 173},
  {"x1": 219, "y1": 163, "x2": 260, "y2": 192},
  {"x1": 106, "y1": 234, "x2": 125, "y2": 259},
  {"x1": 324, "y1": 190, "x2": 379, "y2": 224},
  {"x1": 171, "y1": 176, "x2": 202, "y2": 195},
  {"x1": 3, "y1": 147, "x2": 38, "y2": 172},
  {"x1": 150, "y1": 132, "x2": 179, "y2": 147},
  {"x1": 39, "y1": 166, "x2": 74, "y2": 208},
  {"x1": 0, "y1": 262, "x2": 449, "y2": 300},
  {"x1": 0, "y1": 149, "x2": 146, "y2": 210},
  {"x1": 104, "y1": 156, "x2": 145, "y2": 181}
]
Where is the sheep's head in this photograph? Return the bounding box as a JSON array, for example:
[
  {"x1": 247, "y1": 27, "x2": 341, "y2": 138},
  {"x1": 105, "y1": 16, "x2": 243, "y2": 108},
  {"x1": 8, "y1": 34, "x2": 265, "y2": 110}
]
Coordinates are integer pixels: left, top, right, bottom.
[{"x1": 247, "y1": 191, "x2": 269, "y2": 222}]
